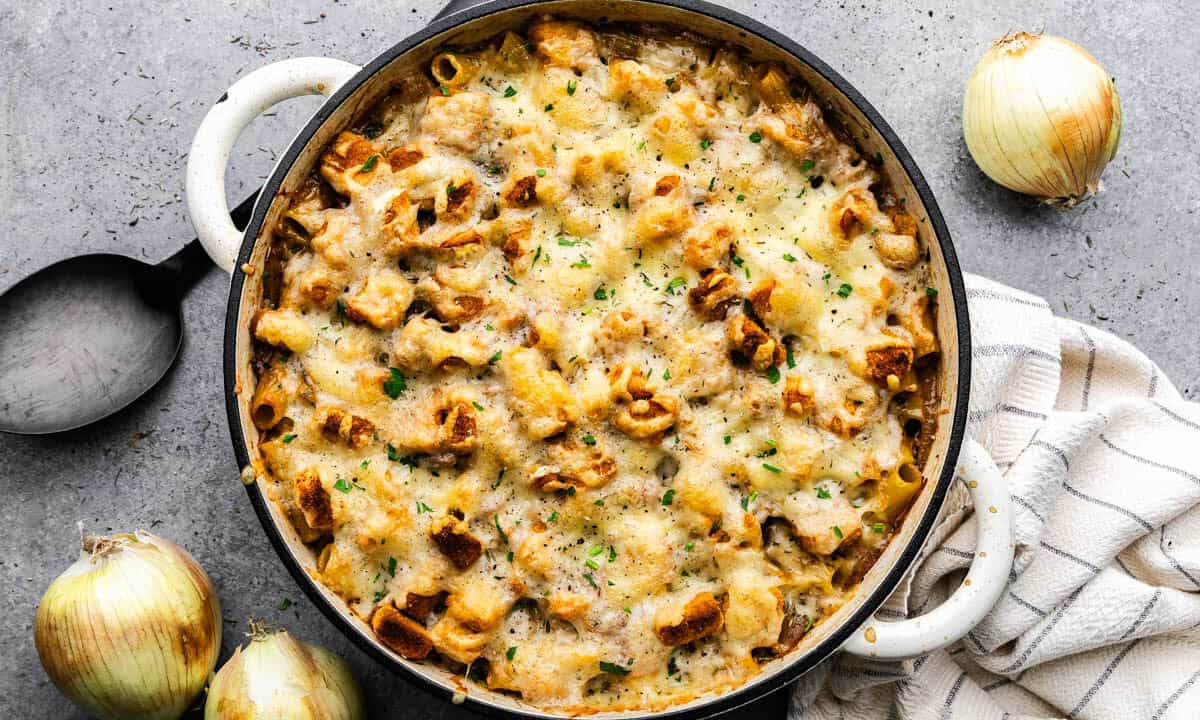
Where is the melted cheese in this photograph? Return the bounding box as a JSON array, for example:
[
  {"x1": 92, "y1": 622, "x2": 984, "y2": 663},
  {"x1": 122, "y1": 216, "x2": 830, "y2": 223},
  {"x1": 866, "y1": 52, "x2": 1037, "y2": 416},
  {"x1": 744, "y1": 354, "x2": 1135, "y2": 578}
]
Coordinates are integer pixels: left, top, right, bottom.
[{"x1": 251, "y1": 16, "x2": 936, "y2": 714}]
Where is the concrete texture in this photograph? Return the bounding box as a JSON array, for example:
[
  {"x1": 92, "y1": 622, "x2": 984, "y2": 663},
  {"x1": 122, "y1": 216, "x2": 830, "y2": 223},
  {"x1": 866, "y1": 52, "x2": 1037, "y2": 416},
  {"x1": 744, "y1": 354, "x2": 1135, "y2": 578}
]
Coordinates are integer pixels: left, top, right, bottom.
[{"x1": 1, "y1": 0, "x2": 1197, "y2": 717}]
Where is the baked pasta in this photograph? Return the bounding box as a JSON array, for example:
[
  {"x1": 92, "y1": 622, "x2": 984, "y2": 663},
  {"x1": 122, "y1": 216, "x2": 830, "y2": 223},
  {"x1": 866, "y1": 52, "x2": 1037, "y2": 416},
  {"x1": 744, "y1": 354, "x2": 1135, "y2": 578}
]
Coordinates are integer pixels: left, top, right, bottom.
[{"x1": 249, "y1": 17, "x2": 939, "y2": 714}]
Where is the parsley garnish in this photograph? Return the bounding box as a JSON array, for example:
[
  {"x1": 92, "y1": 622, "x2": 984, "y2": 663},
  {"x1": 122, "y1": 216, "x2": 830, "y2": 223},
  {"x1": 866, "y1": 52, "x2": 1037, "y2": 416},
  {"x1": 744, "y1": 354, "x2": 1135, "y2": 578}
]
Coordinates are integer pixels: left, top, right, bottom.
[
  {"x1": 665, "y1": 77, "x2": 675, "y2": 88},
  {"x1": 762, "y1": 463, "x2": 782, "y2": 474},
  {"x1": 926, "y1": 287, "x2": 939, "y2": 298},
  {"x1": 708, "y1": 176, "x2": 716, "y2": 192},
  {"x1": 800, "y1": 158, "x2": 815, "y2": 172},
  {"x1": 740, "y1": 491, "x2": 759, "y2": 510},
  {"x1": 567, "y1": 79, "x2": 577, "y2": 95},
  {"x1": 493, "y1": 515, "x2": 509, "y2": 544},
  {"x1": 570, "y1": 256, "x2": 591, "y2": 268},
  {"x1": 783, "y1": 253, "x2": 797, "y2": 262},
  {"x1": 684, "y1": 541, "x2": 694, "y2": 551},
  {"x1": 504, "y1": 85, "x2": 517, "y2": 98},
  {"x1": 535, "y1": 168, "x2": 546, "y2": 177},
  {"x1": 472, "y1": 401, "x2": 484, "y2": 411},
  {"x1": 282, "y1": 433, "x2": 297, "y2": 443},
  {"x1": 816, "y1": 486, "x2": 832, "y2": 499},
  {"x1": 504, "y1": 274, "x2": 517, "y2": 285},
  {"x1": 492, "y1": 469, "x2": 506, "y2": 489},
  {"x1": 416, "y1": 501, "x2": 433, "y2": 514},
  {"x1": 584, "y1": 572, "x2": 598, "y2": 588},
  {"x1": 387, "y1": 556, "x2": 397, "y2": 577},
  {"x1": 333, "y1": 477, "x2": 353, "y2": 493},
  {"x1": 837, "y1": 283, "x2": 853, "y2": 299},
  {"x1": 662, "y1": 368, "x2": 671, "y2": 380},
  {"x1": 594, "y1": 287, "x2": 607, "y2": 300},
  {"x1": 724, "y1": 435, "x2": 731, "y2": 445},
  {"x1": 600, "y1": 661, "x2": 630, "y2": 676},
  {"x1": 736, "y1": 194, "x2": 746, "y2": 203},
  {"x1": 439, "y1": 84, "x2": 450, "y2": 96},
  {"x1": 700, "y1": 138, "x2": 712, "y2": 150},
  {"x1": 582, "y1": 434, "x2": 596, "y2": 446},
  {"x1": 382, "y1": 367, "x2": 407, "y2": 399},
  {"x1": 873, "y1": 523, "x2": 886, "y2": 533},
  {"x1": 832, "y1": 525, "x2": 844, "y2": 539},
  {"x1": 766, "y1": 366, "x2": 781, "y2": 384},
  {"x1": 748, "y1": 131, "x2": 762, "y2": 143},
  {"x1": 661, "y1": 489, "x2": 675, "y2": 506},
  {"x1": 547, "y1": 511, "x2": 559, "y2": 522},
  {"x1": 786, "y1": 346, "x2": 796, "y2": 369},
  {"x1": 507, "y1": 646, "x2": 518, "y2": 660},
  {"x1": 665, "y1": 277, "x2": 686, "y2": 295},
  {"x1": 359, "y1": 154, "x2": 379, "y2": 173}
]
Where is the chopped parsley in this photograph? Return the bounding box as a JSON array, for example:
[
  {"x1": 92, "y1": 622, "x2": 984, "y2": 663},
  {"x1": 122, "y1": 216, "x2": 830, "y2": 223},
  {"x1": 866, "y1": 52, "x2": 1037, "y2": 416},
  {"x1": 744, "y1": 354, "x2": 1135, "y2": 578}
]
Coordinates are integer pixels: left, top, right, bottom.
[
  {"x1": 708, "y1": 176, "x2": 716, "y2": 192},
  {"x1": 544, "y1": 103, "x2": 554, "y2": 112},
  {"x1": 594, "y1": 287, "x2": 608, "y2": 300},
  {"x1": 926, "y1": 286, "x2": 939, "y2": 298},
  {"x1": 282, "y1": 433, "x2": 297, "y2": 443},
  {"x1": 503, "y1": 85, "x2": 517, "y2": 97},
  {"x1": 665, "y1": 77, "x2": 675, "y2": 88},
  {"x1": 387, "y1": 556, "x2": 397, "y2": 577},
  {"x1": 472, "y1": 401, "x2": 485, "y2": 411},
  {"x1": 816, "y1": 486, "x2": 832, "y2": 500},
  {"x1": 700, "y1": 138, "x2": 711, "y2": 150},
  {"x1": 570, "y1": 256, "x2": 591, "y2": 268},
  {"x1": 684, "y1": 541, "x2": 694, "y2": 551},
  {"x1": 416, "y1": 501, "x2": 433, "y2": 514},
  {"x1": 359, "y1": 154, "x2": 379, "y2": 173},
  {"x1": 800, "y1": 158, "x2": 815, "y2": 172},
  {"x1": 740, "y1": 491, "x2": 759, "y2": 510},
  {"x1": 662, "y1": 368, "x2": 671, "y2": 380},
  {"x1": 504, "y1": 274, "x2": 518, "y2": 285},
  {"x1": 439, "y1": 84, "x2": 450, "y2": 96},
  {"x1": 661, "y1": 488, "x2": 676, "y2": 506},
  {"x1": 832, "y1": 525, "x2": 844, "y2": 539},
  {"x1": 608, "y1": 545, "x2": 617, "y2": 562},
  {"x1": 837, "y1": 283, "x2": 853, "y2": 299},
  {"x1": 547, "y1": 511, "x2": 559, "y2": 522},
  {"x1": 599, "y1": 660, "x2": 631, "y2": 676},
  {"x1": 567, "y1": 79, "x2": 577, "y2": 95},
  {"x1": 783, "y1": 253, "x2": 797, "y2": 262},
  {"x1": 488, "y1": 350, "x2": 502, "y2": 365},
  {"x1": 762, "y1": 463, "x2": 782, "y2": 474},
  {"x1": 724, "y1": 435, "x2": 732, "y2": 445},
  {"x1": 506, "y1": 646, "x2": 518, "y2": 660},
  {"x1": 585, "y1": 558, "x2": 600, "y2": 570},
  {"x1": 873, "y1": 523, "x2": 887, "y2": 533},
  {"x1": 786, "y1": 346, "x2": 796, "y2": 369},
  {"x1": 493, "y1": 515, "x2": 509, "y2": 544},
  {"x1": 665, "y1": 277, "x2": 687, "y2": 295},
  {"x1": 492, "y1": 469, "x2": 506, "y2": 489},
  {"x1": 382, "y1": 367, "x2": 407, "y2": 399},
  {"x1": 535, "y1": 168, "x2": 547, "y2": 177},
  {"x1": 736, "y1": 194, "x2": 746, "y2": 203},
  {"x1": 333, "y1": 477, "x2": 353, "y2": 493},
  {"x1": 766, "y1": 366, "x2": 781, "y2": 384},
  {"x1": 594, "y1": 499, "x2": 605, "y2": 506},
  {"x1": 748, "y1": 131, "x2": 762, "y2": 143},
  {"x1": 582, "y1": 434, "x2": 597, "y2": 446},
  {"x1": 583, "y1": 572, "x2": 598, "y2": 588}
]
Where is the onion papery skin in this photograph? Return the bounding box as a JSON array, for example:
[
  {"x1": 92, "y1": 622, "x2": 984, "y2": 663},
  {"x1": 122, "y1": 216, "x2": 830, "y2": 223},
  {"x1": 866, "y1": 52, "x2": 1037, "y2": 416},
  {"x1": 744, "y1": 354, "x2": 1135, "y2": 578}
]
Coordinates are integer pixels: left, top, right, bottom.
[
  {"x1": 205, "y1": 627, "x2": 365, "y2": 720},
  {"x1": 963, "y1": 32, "x2": 1122, "y2": 207},
  {"x1": 34, "y1": 532, "x2": 222, "y2": 720}
]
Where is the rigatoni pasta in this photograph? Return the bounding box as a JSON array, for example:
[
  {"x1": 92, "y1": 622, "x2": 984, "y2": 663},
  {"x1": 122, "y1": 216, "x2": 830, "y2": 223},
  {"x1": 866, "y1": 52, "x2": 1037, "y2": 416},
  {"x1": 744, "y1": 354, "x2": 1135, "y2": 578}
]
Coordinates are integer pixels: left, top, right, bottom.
[{"x1": 249, "y1": 16, "x2": 938, "y2": 714}]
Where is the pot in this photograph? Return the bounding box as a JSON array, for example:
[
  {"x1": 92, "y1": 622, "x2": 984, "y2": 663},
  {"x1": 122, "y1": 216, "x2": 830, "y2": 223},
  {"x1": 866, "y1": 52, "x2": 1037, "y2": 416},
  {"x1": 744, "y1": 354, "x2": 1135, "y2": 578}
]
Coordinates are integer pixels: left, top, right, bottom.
[{"x1": 186, "y1": 1, "x2": 1013, "y2": 717}]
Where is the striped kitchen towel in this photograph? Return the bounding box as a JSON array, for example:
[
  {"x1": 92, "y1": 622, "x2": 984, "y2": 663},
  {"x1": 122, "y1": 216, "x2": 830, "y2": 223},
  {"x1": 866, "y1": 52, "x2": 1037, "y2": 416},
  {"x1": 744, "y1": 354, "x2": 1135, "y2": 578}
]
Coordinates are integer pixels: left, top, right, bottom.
[{"x1": 789, "y1": 273, "x2": 1200, "y2": 720}]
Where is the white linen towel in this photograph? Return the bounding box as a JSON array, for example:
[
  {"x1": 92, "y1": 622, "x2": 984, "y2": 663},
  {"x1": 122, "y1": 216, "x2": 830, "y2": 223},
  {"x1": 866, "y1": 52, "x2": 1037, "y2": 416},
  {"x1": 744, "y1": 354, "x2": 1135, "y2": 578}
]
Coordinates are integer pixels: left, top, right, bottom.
[{"x1": 789, "y1": 273, "x2": 1200, "y2": 720}]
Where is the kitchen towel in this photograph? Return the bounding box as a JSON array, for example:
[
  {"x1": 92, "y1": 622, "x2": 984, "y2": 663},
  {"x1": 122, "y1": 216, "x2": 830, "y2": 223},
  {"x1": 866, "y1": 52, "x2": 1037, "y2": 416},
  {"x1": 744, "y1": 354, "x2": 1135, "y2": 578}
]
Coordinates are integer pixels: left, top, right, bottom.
[{"x1": 789, "y1": 273, "x2": 1200, "y2": 720}]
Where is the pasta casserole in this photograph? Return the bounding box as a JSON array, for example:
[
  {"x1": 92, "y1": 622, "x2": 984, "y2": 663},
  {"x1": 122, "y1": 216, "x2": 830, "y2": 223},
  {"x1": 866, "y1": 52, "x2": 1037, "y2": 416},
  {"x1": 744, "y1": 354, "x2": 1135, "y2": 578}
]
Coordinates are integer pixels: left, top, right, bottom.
[{"x1": 247, "y1": 16, "x2": 939, "y2": 713}]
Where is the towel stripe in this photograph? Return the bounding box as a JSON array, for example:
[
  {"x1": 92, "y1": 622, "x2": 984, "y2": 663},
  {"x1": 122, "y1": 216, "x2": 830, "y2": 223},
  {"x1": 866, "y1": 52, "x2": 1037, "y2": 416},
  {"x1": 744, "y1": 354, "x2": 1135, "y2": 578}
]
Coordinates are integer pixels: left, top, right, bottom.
[
  {"x1": 1039, "y1": 541, "x2": 1102, "y2": 573},
  {"x1": 1066, "y1": 640, "x2": 1141, "y2": 718},
  {"x1": 1099, "y1": 435, "x2": 1200, "y2": 489},
  {"x1": 999, "y1": 587, "x2": 1084, "y2": 673},
  {"x1": 1150, "y1": 670, "x2": 1200, "y2": 720},
  {"x1": 1061, "y1": 481, "x2": 1154, "y2": 531},
  {"x1": 1119, "y1": 589, "x2": 1161, "y2": 641}
]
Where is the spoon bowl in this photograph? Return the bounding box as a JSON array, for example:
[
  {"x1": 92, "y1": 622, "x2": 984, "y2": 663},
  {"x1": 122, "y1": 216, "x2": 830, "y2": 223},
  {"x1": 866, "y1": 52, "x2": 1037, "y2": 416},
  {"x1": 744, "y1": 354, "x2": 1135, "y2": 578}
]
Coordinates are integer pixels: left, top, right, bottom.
[
  {"x1": 0, "y1": 254, "x2": 184, "y2": 434},
  {"x1": 0, "y1": 193, "x2": 256, "y2": 435}
]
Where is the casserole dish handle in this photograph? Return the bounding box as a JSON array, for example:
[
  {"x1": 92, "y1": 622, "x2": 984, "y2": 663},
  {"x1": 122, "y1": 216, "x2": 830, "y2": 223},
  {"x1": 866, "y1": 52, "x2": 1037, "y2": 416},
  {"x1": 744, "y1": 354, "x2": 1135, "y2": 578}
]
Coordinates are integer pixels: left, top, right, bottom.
[
  {"x1": 186, "y1": 58, "x2": 361, "y2": 273},
  {"x1": 843, "y1": 439, "x2": 1013, "y2": 660}
]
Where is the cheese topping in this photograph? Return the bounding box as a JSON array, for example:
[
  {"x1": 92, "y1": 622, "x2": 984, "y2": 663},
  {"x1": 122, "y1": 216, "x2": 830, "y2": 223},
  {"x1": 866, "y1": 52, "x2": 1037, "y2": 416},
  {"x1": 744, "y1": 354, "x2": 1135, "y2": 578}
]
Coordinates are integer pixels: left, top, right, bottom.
[{"x1": 251, "y1": 17, "x2": 938, "y2": 714}]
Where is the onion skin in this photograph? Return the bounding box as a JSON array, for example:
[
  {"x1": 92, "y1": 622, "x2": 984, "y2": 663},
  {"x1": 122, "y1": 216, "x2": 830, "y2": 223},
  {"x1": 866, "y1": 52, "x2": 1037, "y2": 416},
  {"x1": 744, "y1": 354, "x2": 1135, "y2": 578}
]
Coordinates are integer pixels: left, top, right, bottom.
[
  {"x1": 205, "y1": 626, "x2": 365, "y2": 720},
  {"x1": 34, "y1": 532, "x2": 222, "y2": 720},
  {"x1": 963, "y1": 32, "x2": 1122, "y2": 207}
]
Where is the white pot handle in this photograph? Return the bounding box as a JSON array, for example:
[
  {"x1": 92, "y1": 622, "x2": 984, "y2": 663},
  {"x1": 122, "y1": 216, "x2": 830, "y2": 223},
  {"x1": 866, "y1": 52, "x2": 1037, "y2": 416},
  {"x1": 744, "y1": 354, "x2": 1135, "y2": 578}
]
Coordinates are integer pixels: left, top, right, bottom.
[
  {"x1": 843, "y1": 438, "x2": 1013, "y2": 659},
  {"x1": 186, "y1": 57, "x2": 361, "y2": 274}
]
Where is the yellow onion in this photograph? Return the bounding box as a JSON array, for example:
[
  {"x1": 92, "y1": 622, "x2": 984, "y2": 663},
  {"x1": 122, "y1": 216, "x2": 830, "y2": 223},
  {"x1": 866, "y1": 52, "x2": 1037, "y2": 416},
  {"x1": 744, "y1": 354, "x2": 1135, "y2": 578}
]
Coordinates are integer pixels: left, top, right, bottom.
[
  {"x1": 963, "y1": 31, "x2": 1122, "y2": 207},
  {"x1": 205, "y1": 621, "x2": 365, "y2": 719},
  {"x1": 35, "y1": 531, "x2": 222, "y2": 720}
]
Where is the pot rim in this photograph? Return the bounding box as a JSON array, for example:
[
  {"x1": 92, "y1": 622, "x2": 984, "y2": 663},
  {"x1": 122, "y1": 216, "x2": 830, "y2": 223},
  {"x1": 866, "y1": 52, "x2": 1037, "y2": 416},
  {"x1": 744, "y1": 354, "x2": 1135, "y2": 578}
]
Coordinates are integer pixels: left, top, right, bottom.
[{"x1": 222, "y1": 1, "x2": 971, "y2": 717}]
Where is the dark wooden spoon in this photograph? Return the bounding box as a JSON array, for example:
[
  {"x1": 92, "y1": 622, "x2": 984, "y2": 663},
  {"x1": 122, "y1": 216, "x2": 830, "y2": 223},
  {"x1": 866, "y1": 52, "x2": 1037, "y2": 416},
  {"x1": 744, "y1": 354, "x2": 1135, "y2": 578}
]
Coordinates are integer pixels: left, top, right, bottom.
[{"x1": 0, "y1": 193, "x2": 257, "y2": 435}]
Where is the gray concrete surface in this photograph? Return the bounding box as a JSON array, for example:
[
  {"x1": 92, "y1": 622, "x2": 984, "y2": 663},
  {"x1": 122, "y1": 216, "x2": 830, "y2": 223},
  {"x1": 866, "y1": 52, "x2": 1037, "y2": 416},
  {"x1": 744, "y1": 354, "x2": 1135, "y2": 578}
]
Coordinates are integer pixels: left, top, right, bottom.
[{"x1": 1, "y1": 0, "x2": 1197, "y2": 717}]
